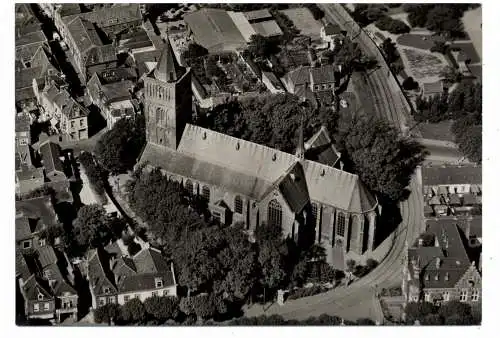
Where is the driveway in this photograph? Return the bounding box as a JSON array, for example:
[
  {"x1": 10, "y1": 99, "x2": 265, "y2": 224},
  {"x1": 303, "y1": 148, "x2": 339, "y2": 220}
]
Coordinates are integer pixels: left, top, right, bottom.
[{"x1": 78, "y1": 166, "x2": 100, "y2": 206}]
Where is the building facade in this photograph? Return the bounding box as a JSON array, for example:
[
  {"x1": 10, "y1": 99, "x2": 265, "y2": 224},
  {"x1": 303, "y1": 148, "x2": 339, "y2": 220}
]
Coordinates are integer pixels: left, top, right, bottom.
[{"x1": 138, "y1": 42, "x2": 379, "y2": 266}]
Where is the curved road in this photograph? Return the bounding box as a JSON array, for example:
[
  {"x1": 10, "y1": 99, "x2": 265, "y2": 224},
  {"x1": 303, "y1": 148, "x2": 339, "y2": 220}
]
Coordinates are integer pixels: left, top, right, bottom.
[{"x1": 245, "y1": 4, "x2": 425, "y2": 321}]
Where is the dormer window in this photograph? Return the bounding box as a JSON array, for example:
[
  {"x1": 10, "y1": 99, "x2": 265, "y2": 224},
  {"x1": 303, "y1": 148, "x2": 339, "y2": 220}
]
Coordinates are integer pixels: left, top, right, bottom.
[
  {"x1": 434, "y1": 274, "x2": 439, "y2": 281},
  {"x1": 445, "y1": 273, "x2": 449, "y2": 281},
  {"x1": 425, "y1": 274, "x2": 429, "y2": 281},
  {"x1": 103, "y1": 286, "x2": 111, "y2": 294},
  {"x1": 37, "y1": 293, "x2": 44, "y2": 301},
  {"x1": 155, "y1": 277, "x2": 164, "y2": 288}
]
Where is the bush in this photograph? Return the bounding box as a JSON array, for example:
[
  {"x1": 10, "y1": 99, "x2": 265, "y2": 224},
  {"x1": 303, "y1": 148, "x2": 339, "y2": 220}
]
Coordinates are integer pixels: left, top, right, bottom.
[
  {"x1": 365, "y1": 258, "x2": 379, "y2": 271},
  {"x1": 375, "y1": 16, "x2": 411, "y2": 34},
  {"x1": 402, "y1": 77, "x2": 419, "y2": 91},
  {"x1": 287, "y1": 285, "x2": 327, "y2": 300}
]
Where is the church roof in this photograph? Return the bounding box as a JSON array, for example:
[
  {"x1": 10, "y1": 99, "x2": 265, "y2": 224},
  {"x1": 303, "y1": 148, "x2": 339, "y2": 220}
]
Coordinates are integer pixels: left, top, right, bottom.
[
  {"x1": 140, "y1": 124, "x2": 377, "y2": 213},
  {"x1": 305, "y1": 126, "x2": 341, "y2": 167},
  {"x1": 153, "y1": 39, "x2": 185, "y2": 83}
]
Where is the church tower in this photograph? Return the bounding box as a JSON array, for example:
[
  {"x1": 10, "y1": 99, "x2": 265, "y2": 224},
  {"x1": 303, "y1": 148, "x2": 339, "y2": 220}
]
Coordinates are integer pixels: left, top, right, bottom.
[{"x1": 143, "y1": 38, "x2": 192, "y2": 149}]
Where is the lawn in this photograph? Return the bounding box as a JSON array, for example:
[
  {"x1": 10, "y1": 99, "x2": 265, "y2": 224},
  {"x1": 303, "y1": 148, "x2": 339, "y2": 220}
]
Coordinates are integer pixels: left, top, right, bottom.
[
  {"x1": 281, "y1": 7, "x2": 322, "y2": 38},
  {"x1": 450, "y1": 42, "x2": 481, "y2": 64},
  {"x1": 418, "y1": 121, "x2": 455, "y2": 142},
  {"x1": 400, "y1": 48, "x2": 447, "y2": 80},
  {"x1": 396, "y1": 34, "x2": 446, "y2": 50}
]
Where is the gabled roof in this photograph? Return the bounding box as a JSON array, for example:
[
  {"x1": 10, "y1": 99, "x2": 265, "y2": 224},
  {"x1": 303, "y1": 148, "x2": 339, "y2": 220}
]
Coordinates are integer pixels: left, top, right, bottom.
[
  {"x1": 85, "y1": 44, "x2": 117, "y2": 66},
  {"x1": 64, "y1": 4, "x2": 141, "y2": 29},
  {"x1": 118, "y1": 272, "x2": 175, "y2": 293},
  {"x1": 274, "y1": 162, "x2": 310, "y2": 213},
  {"x1": 39, "y1": 140, "x2": 64, "y2": 174},
  {"x1": 310, "y1": 65, "x2": 336, "y2": 84},
  {"x1": 140, "y1": 124, "x2": 377, "y2": 213},
  {"x1": 16, "y1": 249, "x2": 31, "y2": 280},
  {"x1": 16, "y1": 215, "x2": 37, "y2": 241},
  {"x1": 133, "y1": 247, "x2": 170, "y2": 274},
  {"x1": 37, "y1": 246, "x2": 58, "y2": 269},
  {"x1": 305, "y1": 126, "x2": 341, "y2": 167},
  {"x1": 66, "y1": 17, "x2": 102, "y2": 56},
  {"x1": 243, "y1": 9, "x2": 272, "y2": 22},
  {"x1": 408, "y1": 219, "x2": 471, "y2": 289},
  {"x1": 15, "y1": 196, "x2": 58, "y2": 229},
  {"x1": 87, "y1": 249, "x2": 117, "y2": 295},
  {"x1": 422, "y1": 165, "x2": 482, "y2": 186},
  {"x1": 22, "y1": 275, "x2": 54, "y2": 301},
  {"x1": 153, "y1": 39, "x2": 185, "y2": 83}
]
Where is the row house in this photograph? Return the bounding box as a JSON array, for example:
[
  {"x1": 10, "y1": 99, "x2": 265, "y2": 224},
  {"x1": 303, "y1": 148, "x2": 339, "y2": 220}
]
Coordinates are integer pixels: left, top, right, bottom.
[
  {"x1": 402, "y1": 219, "x2": 481, "y2": 310},
  {"x1": 35, "y1": 79, "x2": 89, "y2": 141},
  {"x1": 320, "y1": 23, "x2": 345, "y2": 51},
  {"x1": 85, "y1": 245, "x2": 177, "y2": 309}
]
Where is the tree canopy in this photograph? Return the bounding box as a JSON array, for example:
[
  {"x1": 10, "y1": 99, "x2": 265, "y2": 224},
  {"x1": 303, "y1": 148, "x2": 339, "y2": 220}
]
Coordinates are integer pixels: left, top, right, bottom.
[
  {"x1": 375, "y1": 16, "x2": 410, "y2": 34},
  {"x1": 72, "y1": 204, "x2": 120, "y2": 251},
  {"x1": 248, "y1": 34, "x2": 280, "y2": 60},
  {"x1": 336, "y1": 115, "x2": 428, "y2": 202},
  {"x1": 94, "y1": 115, "x2": 145, "y2": 175},
  {"x1": 143, "y1": 296, "x2": 179, "y2": 322},
  {"x1": 403, "y1": 4, "x2": 471, "y2": 37}
]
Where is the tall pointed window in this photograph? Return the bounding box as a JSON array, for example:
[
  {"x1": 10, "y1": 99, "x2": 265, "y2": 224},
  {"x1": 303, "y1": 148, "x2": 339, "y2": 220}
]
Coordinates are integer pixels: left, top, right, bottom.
[
  {"x1": 311, "y1": 203, "x2": 318, "y2": 224},
  {"x1": 268, "y1": 199, "x2": 282, "y2": 228},
  {"x1": 202, "y1": 186, "x2": 210, "y2": 202},
  {"x1": 185, "y1": 179, "x2": 193, "y2": 196},
  {"x1": 234, "y1": 196, "x2": 243, "y2": 214},
  {"x1": 336, "y1": 213, "x2": 346, "y2": 236}
]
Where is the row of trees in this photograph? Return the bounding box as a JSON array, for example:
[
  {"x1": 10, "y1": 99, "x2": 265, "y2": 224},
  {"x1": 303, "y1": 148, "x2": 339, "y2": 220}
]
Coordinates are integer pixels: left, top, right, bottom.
[
  {"x1": 414, "y1": 81, "x2": 482, "y2": 163},
  {"x1": 404, "y1": 300, "x2": 481, "y2": 325},
  {"x1": 375, "y1": 16, "x2": 410, "y2": 34},
  {"x1": 380, "y1": 38, "x2": 404, "y2": 75},
  {"x1": 403, "y1": 4, "x2": 474, "y2": 38},
  {"x1": 226, "y1": 314, "x2": 376, "y2": 326}
]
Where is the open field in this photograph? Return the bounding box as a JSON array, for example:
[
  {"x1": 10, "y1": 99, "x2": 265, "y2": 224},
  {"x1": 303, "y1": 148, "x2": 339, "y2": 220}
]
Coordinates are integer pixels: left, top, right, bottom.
[
  {"x1": 396, "y1": 33, "x2": 445, "y2": 50},
  {"x1": 281, "y1": 7, "x2": 322, "y2": 38}
]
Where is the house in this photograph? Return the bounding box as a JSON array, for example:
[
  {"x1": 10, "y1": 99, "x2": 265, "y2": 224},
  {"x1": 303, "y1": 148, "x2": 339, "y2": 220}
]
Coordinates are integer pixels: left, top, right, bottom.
[
  {"x1": 421, "y1": 80, "x2": 444, "y2": 99},
  {"x1": 15, "y1": 145, "x2": 45, "y2": 197},
  {"x1": 402, "y1": 219, "x2": 481, "y2": 308},
  {"x1": 16, "y1": 113, "x2": 32, "y2": 147},
  {"x1": 320, "y1": 23, "x2": 344, "y2": 50},
  {"x1": 15, "y1": 3, "x2": 41, "y2": 35},
  {"x1": 281, "y1": 65, "x2": 339, "y2": 108},
  {"x1": 86, "y1": 245, "x2": 177, "y2": 309},
  {"x1": 137, "y1": 42, "x2": 379, "y2": 266},
  {"x1": 17, "y1": 245, "x2": 78, "y2": 322},
  {"x1": 38, "y1": 140, "x2": 73, "y2": 202},
  {"x1": 36, "y1": 82, "x2": 89, "y2": 141},
  {"x1": 15, "y1": 30, "x2": 47, "y2": 68},
  {"x1": 422, "y1": 165, "x2": 482, "y2": 217},
  {"x1": 86, "y1": 72, "x2": 136, "y2": 128}
]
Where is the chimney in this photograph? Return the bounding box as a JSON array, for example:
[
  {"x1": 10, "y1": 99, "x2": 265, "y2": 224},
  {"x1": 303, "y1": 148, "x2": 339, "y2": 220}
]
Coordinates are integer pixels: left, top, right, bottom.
[
  {"x1": 412, "y1": 256, "x2": 421, "y2": 279},
  {"x1": 339, "y1": 161, "x2": 344, "y2": 171},
  {"x1": 418, "y1": 238, "x2": 424, "y2": 247}
]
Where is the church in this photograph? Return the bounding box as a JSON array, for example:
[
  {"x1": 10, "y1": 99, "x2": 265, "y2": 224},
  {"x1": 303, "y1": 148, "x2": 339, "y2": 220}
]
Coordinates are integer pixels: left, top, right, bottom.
[{"x1": 137, "y1": 41, "x2": 380, "y2": 266}]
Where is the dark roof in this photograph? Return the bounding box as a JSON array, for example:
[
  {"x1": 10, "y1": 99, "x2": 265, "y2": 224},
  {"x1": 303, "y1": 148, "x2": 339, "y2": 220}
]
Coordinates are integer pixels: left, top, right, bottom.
[
  {"x1": 16, "y1": 249, "x2": 31, "y2": 280},
  {"x1": 16, "y1": 215, "x2": 37, "y2": 241},
  {"x1": 39, "y1": 141, "x2": 64, "y2": 174},
  {"x1": 15, "y1": 196, "x2": 58, "y2": 229},
  {"x1": 118, "y1": 272, "x2": 175, "y2": 293},
  {"x1": 463, "y1": 193, "x2": 479, "y2": 205},
  {"x1": 456, "y1": 216, "x2": 482, "y2": 239},
  {"x1": 86, "y1": 44, "x2": 117, "y2": 66},
  {"x1": 408, "y1": 219, "x2": 472, "y2": 289},
  {"x1": 16, "y1": 31, "x2": 46, "y2": 47},
  {"x1": 422, "y1": 165, "x2": 482, "y2": 186},
  {"x1": 37, "y1": 246, "x2": 58, "y2": 269},
  {"x1": 57, "y1": 3, "x2": 82, "y2": 17},
  {"x1": 153, "y1": 39, "x2": 185, "y2": 83},
  {"x1": 305, "y1": 126, "x2": 341, "y2": 167},
  {"x1": 22, "y1": 275, "x2": 54, "y2": 301},
  {"x1": 133, "y1": 247, "x2": 171, "y2": 274},
  {"x1": 275, "y1": 162, "x2": 310, "y2": 213},
  {"x1": 422, "y1": 81, "x2": 444, "y2": 95},
  {"x1": 102, "y1": 80, "x2": 134, "y2": 102},
  {"x1": 449, "y1": 194, "x2": 461, "y2": 205},
  {"x1": 323, "y1": 23, "x2": 342, "y2": 35}
]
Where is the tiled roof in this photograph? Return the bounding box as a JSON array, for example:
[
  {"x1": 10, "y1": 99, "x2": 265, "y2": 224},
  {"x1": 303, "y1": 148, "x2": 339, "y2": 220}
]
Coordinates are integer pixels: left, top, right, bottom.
[
  {"x1": 87, "y1": 249, "x2": 117, "y2": 295},
  {"x1": 275, "y1": 162, "x2": 310, "y2": 213},
  {"x1": 15, "y1": 196, "x2": 58, "y2": 229},
  {"x1": 422, "y1": 81, "x2": 444, "y2": 95},
  {"x1": 16, "y1": 249, "x2": 31, "y2": 280},
  {"x1": 22, "y1": 275, "x2": 54, "y2": 301},
  {"x1": 456, "y1": 216, "x2": 482, "y2": 239},
  {"x1": 463, "y1": 193, "x2": 479, "y2": 206},
  {"x1": 102, "y1": 80, "x2": 134, "y2": 102},
  {"x1": 64, "y1": 4, "x2": 141, "y2": 29},
  {"x1": 39, "y1": 141, "x2": 64, "y2": 174},
  {"x1": 251, "y1": 20, "x2": 283, "y2": 37},
  {"x1": 118, "y1": 272, "x2": 175, "y2": 293},
  {"x1": 16, "y1": 167, "x2": 44, "y2": 182},
  {"x1": 16, "y1": 215, "x2": 37, "y2": 241},
  {"x1": 140, "y1": 124, "x2": 377, "y2": 213},
  {"x1": 66, "y1": 17, "x2": 102, "y2": 56},
  {"x1": 133, "y1": 247, "x2": 171, "y2": 274},
  {"x1": 422, "y1": 165, "x2": 482, "y2": 186},
  {"x1": 408, "y1": 219, "x2": 471, "y2": 289},
  {"x1": 85, "y1": 44, "x2": 117, "y2": 66},
  {"x1": 57, "y1": 3, "x2": 82, "y2": 17},
  {"x1": 310, "y1": 65, "x2": 336, "y2": 84},
  {"x1": 37, "y1": 246, "x2": 58, "y2": 269},
  {"x1": 284, "y1": 66, "x2": 310, "y2": 89},
  {"x1": 15, "y1": 31, "x2": 46, "y2": 47}
]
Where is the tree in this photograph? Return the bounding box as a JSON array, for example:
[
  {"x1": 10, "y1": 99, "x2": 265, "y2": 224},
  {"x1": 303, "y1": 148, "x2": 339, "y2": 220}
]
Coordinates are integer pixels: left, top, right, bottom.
[
  {"x1": 306, "y1": 4, "x2": 324, "y2": 20},
  {"x1": 346, "y1": 259, "x2": 356, "y2": 272},
  {"x1": 421, "y1": 313, "x2": 443, "y2": 325},
  {"x1": 381, "y1": 38, "x2": 399, "y2": 64},
  {"x1": 425, "y1": 5, "x2": 464, "y2": 38},
  {"x1": 375, "y1": 16, "x2": 410, "y2": 34},
  {"x1": 438, "y1": 300, "x2": 472, "y2": 321},
  {"x1": 95, "y1": 115, "x2": 145, "y2": 175},
  {"x1": 430, "y1": 41, "x2": 449, "y2": 54},
  {"x1": 365, "y1": 258, "x2": 379, "y2": 271},
  {"x1": 337, "y1": 115, "x2": 427, "y2": 202},
  {"x1": 403, "y1": 4, "x2": 435, "y2": 27},
  {"x1": 94, "y1": 303, "x2": 122, "y2": 325},
  {"x1": 122, "y1": 298, "x2": 147, "y2": 324},
  {"x1": 440, "y1": 66, "x2": 462, "y2": 84},
  {"x1": 144, "y1": 296, "x2": 179, "y2": 322},
  {"x1": 402, "y1": 77, "x2": 419, "y2": 91},
  {"x1": 72, "y1": 204, "x2": 113, "y2": 250},
  {"x1": 352, "y1": 4, "x2": 387, "y2": 26},
  {"x1": 248, "y1": 34, "x2": 280, "y2": 60},
  {"x1": 38, "y1": 225, "x2": 64, "y2": 246}
]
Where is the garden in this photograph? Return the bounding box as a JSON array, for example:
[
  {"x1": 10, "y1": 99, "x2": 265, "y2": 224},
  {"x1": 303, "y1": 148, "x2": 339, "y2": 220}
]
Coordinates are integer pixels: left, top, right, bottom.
[{"x1": 400, "y1": 48, "x2": 447, "y2": 80}]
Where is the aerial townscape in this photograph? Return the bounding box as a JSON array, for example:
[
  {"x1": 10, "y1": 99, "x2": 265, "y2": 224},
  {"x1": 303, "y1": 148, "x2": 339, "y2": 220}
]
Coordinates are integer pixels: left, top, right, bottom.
[{"x1": 14, "y1": 3, "x2": 482, "y2": 326}]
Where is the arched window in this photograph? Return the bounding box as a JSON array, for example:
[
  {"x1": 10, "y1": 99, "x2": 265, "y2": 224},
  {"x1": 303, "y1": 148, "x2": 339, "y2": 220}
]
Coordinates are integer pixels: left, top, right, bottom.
[
  {"x1": 202, "y1": 186, "x2": 210, "y2": 202},
  {"x1": 234, "y1": 195, "x2": 243, "y2": 214},
  {"x1": 336, "y1": 213, "x2": 346, "y2": 236},
  {"x1": 185, "y1": 179, "x2": 193, "y2": 196},
  {"x1": 268, "y1": 199, "x2": 282, "y2": 228}
]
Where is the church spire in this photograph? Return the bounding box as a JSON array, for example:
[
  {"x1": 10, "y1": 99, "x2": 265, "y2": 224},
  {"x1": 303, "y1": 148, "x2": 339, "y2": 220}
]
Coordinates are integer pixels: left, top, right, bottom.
[{"x1": 154, "y1": 37, "x2": 185, "y2": 83}]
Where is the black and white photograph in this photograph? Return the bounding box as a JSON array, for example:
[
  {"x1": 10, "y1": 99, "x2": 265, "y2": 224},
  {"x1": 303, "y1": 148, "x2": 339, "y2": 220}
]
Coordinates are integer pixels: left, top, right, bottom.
[{"x1": 9, "y1": 1, "x2": 486, "y2": 329}]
